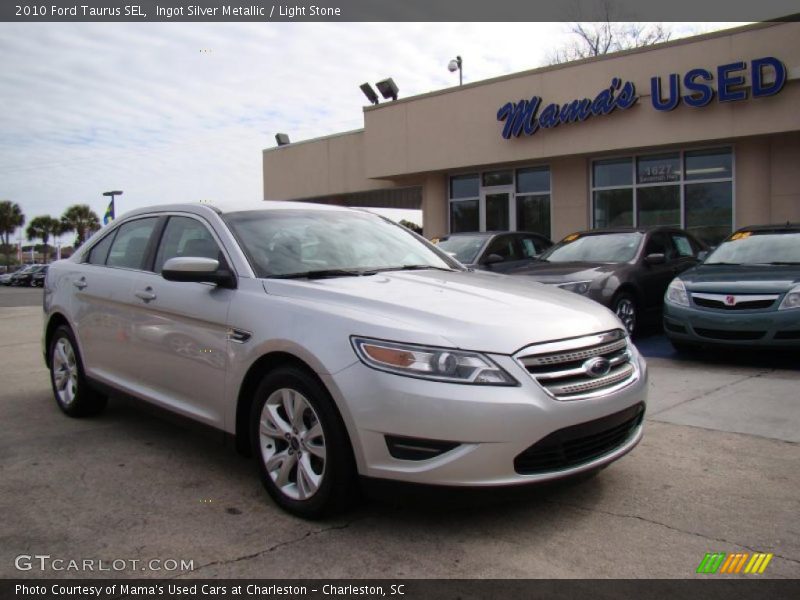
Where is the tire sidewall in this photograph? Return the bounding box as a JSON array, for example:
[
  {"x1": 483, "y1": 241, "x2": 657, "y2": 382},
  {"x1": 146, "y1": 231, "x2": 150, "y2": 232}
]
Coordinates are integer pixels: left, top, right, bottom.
[
  {"x1": 49, "y1": 325, "x2": 102, "y2": 417},
  {"x1": 249, "y1": 365, "x2": 354, "y2": 519},
  {"x1": 613, "y1": 292, "x2": 637, "y2": 336}
]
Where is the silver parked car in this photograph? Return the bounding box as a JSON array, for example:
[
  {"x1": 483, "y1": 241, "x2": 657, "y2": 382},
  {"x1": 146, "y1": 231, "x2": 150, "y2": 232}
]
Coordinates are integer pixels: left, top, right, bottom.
[{"x1": 43, "y1": 201, "x2": 648, "y2": 518}]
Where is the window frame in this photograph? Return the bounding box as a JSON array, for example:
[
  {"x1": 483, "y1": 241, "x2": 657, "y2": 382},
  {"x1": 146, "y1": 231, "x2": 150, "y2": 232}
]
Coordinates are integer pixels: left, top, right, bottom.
[
  {"x1": 448, "y1": 165, "x2": 551, "y2": 237},
  {"x1": 590, "y1": 146, "x2": 735, "y2": 244}
]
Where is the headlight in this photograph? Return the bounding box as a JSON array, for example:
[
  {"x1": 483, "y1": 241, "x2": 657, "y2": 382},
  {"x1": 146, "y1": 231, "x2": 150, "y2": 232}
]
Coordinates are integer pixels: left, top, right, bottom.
[
  {"x1": 351, "y1": 337, "x2": 518, "y2": 386},
  {"x1": 557, "y1": 280, "x2": 592, "y2": 295},
  {"x1": 779, "y1": 285, "x2": 800, "y2": 310},
  {"x1": 665, "y1": 278, "x2": 690, "y2": 307}
]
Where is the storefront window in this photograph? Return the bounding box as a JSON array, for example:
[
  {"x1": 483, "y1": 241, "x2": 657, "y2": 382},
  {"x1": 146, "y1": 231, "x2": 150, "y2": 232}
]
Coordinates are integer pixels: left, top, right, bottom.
[
  {"x1": 594, "y1": 189, "x2": 633, "y2": 228},
  {"x1": 486, "y1": 193, "x2": 509, "y2": 230},
  {"x1": 450, "y1": 200, "x2": 479, "y2": 233},
  {"x1": 592, "y1": 148, "x2": 733, "y2": 245},
  {"x1": 685, "y1": 149, "x2": 732, "y2": 181},
  {"x1": 482, "y1": 170, "x2": 512, "y2": 187},
  {"x1": 685, "y1": 181, "x2": 733, "y2": 245},
  {"x1": 516, "y1": 195, "x2": 551, "y2": 236},
  {"x1": 449, "y1": 174, "x2": 479, "y2": 199},
  {"x1": 449, "y1": 166, "x2": 550, "y2": 235},
  {"x1": 593, "y1": 158, "x2": 632, "y2": 188},
  {"x1": 637, "y1": 186, "x2": 680, "y2": 227}
]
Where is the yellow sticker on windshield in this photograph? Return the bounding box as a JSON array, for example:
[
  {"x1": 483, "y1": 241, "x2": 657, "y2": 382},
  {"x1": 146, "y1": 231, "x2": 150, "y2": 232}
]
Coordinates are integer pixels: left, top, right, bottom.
[
  {"x1": 563, "y1": 233, "x2": 580, "y2": 242},
  {"x1": 729, "y1": 231, "x2": 751, "y2": 241},
  {"x1": 430, "y1": 238, "x2": 440, "y2": 244}
]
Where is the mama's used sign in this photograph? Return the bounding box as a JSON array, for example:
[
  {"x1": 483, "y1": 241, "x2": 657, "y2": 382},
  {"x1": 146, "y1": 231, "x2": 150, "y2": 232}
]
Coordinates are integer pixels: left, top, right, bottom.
[{"x1": 497, "y1": 56, "x2": 786, "y2": 140}]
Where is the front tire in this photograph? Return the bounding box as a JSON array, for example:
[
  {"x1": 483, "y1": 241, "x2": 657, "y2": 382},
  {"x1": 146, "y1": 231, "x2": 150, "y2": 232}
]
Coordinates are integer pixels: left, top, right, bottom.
[
  {"x1": 612, "y1": 292, "x2": 638, "y2": 336},
  {"x1": 250, "y1": 365, "x2": 357, "y2": 519},
  {"x1": 49, "y1": 325, "x2": 107, "y2": 417}
]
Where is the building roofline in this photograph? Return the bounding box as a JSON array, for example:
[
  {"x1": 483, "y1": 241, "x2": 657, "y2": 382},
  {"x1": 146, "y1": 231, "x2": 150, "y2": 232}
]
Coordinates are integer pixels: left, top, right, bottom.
[
  {"x1": 363, "y1": 21, "x2": 786, "y2": 112},
  {"x1": 263, "y1": 127, "x2": 364, "y2": 153}
]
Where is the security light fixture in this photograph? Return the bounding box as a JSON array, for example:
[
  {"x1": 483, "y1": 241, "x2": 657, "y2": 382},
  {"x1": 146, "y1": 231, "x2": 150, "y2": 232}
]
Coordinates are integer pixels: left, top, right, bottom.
[
  {"x1": 376, "y1": 78, "x2": 399, "y2": 101},
  {"x1": 275, "y1": 133, "x2": 290, "y2": 146},
  {"x1": 360, "y1": 83, "x2": 380, "y2": 105},
  {"x1": 448, "y1": 56, "x2": 463, "y2": 86},
  {"x1": 102, "y1": 190, "x2": 123, "y2": 197}
]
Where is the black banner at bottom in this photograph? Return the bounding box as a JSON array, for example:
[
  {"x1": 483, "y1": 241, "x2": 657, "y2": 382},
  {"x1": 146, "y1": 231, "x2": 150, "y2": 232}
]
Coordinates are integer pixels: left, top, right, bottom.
[{"x1": 2, "y1": 579, "x2": 799, "y2": 600}]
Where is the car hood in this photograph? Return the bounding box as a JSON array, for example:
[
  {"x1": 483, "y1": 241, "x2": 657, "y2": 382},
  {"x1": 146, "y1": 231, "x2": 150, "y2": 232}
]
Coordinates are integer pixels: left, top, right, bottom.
[
  {"x1": 680, "y1": 264, "x2": 800, "y2": 293},
  {"x1": 262, "y1": 270, "x2": 621, "y2": 354},
  {"x1": 507, "y1": 261, "x2": 619, "y2": 284}
]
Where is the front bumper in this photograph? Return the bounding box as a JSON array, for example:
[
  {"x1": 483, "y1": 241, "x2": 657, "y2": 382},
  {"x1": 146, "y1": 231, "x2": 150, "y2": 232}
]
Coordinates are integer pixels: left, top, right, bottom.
[
  {"x1": 326, "y1": 347, "x2": 648, "y2": 487},
  {"x1": 664, "y1": 303, "x2": 800, "y2": 347}
]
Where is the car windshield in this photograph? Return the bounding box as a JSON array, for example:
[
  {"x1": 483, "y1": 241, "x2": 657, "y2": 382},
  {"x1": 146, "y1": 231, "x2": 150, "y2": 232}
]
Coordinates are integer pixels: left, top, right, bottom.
[
  {"x1": 436, "y1": 235, "x2": 488, "y2": 264},
  {"x1": 540, "y1": 232, "x2": 643, "y2": 263},
  {"x1": 705, "y1": 231, "x2": 800, "y2": 265},
  {"x1": 224, "y1": 209, "x2": 458, "y2": 278}
]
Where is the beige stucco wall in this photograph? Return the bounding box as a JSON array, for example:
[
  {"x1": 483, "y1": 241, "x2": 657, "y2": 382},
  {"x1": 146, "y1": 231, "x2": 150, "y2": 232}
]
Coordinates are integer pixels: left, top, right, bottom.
[
  {"x1": 362, "y1": 22, "x2": 800, "y2": 180},
  {"x1": 263, "y1": 130, "x2": 397, "y2": 200},
  {"x1": 263, "y1": 22, "x2": 800, "y2": 236}
]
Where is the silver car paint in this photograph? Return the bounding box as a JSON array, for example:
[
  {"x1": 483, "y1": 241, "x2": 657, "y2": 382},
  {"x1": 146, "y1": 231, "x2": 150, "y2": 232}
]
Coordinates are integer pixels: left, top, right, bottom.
[{"x1": 44, "y1": 201, "x2": 647, "y2": 486}]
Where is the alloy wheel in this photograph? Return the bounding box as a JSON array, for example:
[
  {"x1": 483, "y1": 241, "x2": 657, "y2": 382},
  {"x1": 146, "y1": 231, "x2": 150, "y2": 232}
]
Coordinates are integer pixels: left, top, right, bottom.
[
  {"x1": 52, "y1": 337, "x2": 79, "y2": 407},
  {"x1": 258, "y1": 388, "x2": 326, "y2": 500},
  {"x1": 615, "y1": 298, "x2": 636, "y2": 335}
]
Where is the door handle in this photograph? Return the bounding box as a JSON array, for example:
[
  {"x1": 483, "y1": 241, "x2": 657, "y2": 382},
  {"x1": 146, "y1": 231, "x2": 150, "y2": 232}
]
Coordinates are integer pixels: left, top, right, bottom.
[
  {"x1": 134, "y1": 287, "x2": 157, "y2": 302},
  {"x1": 73, "y1": 277, "x2": 87, "y2": 290}
]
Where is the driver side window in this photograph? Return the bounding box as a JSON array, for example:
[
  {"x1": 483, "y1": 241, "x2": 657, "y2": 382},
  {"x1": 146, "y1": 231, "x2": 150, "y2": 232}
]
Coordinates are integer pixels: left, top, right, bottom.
[{"x1": 154, "y1": 216, "x2": 223, "y2": 273}]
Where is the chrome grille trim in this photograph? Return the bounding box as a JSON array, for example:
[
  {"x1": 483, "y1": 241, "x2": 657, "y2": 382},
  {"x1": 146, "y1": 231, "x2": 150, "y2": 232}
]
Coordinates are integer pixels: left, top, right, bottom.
[{"x1": 515, "y1": 329, "x2": 638, "y2": 401}]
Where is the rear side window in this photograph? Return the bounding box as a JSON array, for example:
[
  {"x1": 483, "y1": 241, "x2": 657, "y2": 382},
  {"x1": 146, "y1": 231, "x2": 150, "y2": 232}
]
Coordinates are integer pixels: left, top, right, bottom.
[
  {"x1": 106, "y1": 218, "x2": 158, "y2": 270},
  {"x1": 671, "y1": 233, "x2": 695, "y2": 257},
  {"x1": 87, "y1": 231, "x2": 116, "y2": 265},
  {"x1": 154, "y1": 216, "x2": 222, "y2": 273}
]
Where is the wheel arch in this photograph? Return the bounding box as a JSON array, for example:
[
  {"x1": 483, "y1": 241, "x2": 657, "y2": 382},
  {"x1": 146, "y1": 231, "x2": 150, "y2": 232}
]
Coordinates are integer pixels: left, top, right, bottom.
[
  {"x1": 234, "y1": 352, "x2": 357, "y2": 468},
  {"x1": 44, "y1": 312, "x2": 72, "y2": 368}
]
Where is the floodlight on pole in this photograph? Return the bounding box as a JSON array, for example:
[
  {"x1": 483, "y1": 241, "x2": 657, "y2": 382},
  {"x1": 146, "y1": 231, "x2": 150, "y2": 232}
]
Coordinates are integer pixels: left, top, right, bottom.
[
  {"x1": 375, "y1": 78, "x2": 399, "y2": 101},
  {"x1": 360, "y1": 83, "x2": 380, "y2": 105}
]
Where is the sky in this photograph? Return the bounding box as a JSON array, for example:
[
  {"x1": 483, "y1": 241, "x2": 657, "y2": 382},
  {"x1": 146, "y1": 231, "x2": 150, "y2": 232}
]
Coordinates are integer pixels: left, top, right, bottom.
[{"x1": 0, "y1": 21, "x2": 746, "y2": 243}]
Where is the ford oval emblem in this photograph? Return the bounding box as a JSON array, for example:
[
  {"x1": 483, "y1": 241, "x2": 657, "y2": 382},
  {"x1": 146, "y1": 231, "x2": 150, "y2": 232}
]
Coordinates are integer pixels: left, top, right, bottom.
[{"x1": 583, "y1": 356, "x2": 611, "y2": 378}]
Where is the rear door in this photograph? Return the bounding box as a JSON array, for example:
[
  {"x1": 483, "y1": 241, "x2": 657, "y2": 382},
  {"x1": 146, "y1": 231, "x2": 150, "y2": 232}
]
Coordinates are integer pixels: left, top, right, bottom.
[
  {"x1": 70, "y1": 217, "x2": 160, "y2": 386},
  {"x1": 127, "y1": 214, "x2": 235, "y2": 426}
]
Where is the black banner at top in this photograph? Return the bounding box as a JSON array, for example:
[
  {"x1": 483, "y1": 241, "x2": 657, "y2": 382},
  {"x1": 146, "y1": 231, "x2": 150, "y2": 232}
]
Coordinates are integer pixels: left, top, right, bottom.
[{"x1": 1, "y1": 0, "x2": 800, "y2": 22}]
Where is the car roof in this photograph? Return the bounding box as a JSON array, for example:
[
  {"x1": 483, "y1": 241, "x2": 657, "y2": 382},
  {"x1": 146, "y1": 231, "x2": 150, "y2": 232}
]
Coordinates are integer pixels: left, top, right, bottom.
[
  {"x1": 561, "y1": 226, "x2": 689, "y2": 237},
  {"x1": 441, "y1": 231, "x2": 547, "y2": 238},
  {"x1": 115, "y1": 200, "x2": 358, "y2": 221}
]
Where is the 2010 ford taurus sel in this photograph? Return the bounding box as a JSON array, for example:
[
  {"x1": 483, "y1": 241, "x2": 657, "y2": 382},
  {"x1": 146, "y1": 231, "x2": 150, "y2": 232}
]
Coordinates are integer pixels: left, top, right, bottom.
[{"x1": 42, "y1": 201, "x2": 647, "y2": 518}]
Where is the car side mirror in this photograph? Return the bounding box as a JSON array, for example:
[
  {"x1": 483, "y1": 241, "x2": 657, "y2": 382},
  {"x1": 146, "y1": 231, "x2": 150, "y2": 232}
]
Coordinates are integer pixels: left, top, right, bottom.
[
  {"x1": 697, "y1": 250, "x2": 709, "y2": 262},
  {"x1": 481, "y1": 253, "x2": 505, "y2": 266},
  {"x1": 644, "y1": 253, "x2": 666, "y2": 265},
  {"x1": 162, "y1": 257, "x2": 237, "y2": 289}
]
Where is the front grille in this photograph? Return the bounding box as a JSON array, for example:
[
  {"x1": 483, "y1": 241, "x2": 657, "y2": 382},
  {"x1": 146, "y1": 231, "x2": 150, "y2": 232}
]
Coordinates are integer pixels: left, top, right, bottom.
[
  {"x1": 692, "y1": 293, "x2": 778, "y2": 311},
  {"x1": 694, "y1": 328, "x2": 766, "y2": 341},
  {"x1": 516, "y1": 329, "x2": 637, "y2": 400},
  {"x1": 514, "y1": 403, "x2": 644, "y2": 474}
]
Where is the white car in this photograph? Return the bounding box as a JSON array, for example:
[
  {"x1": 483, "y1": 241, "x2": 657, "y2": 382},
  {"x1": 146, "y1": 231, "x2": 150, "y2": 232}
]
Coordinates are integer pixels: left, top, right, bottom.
[{"x1": 43, "y1": 201, "x2": 647, "y2": 518}]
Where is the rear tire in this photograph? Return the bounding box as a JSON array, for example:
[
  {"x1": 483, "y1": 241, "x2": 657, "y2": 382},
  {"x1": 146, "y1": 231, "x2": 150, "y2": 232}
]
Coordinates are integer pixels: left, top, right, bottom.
[
  {"x1": 49, "y1": 325, "x2": 107, "y2": 417},
  {"x1": 250, "y1": 365, "x2": 357, "y2": 519}
]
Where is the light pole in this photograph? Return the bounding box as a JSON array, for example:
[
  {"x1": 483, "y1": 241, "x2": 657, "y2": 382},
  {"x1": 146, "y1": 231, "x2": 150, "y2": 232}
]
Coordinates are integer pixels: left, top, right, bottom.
[
  {"x1": 448, "y1": 55, "x2": 463, "y2": 86},
  {"x1": 102, "y1": 190, "x2": 123, "y2": 225}
]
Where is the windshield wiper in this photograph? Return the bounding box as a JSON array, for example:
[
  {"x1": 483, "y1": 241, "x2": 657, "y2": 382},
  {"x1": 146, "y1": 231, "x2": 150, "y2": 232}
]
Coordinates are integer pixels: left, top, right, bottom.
[
  {"x1": 760, "y1": 261, "x2": 800, "y2": 266},
  {"x1": 705, "y1": 262, "x2": 741, "y2": 265},
  {"x1": 376, "y1": 265, "x2": 457, "y2": 273},
  {"x1": 269, "y1": 269, "x2": 378, "y2": 280}
]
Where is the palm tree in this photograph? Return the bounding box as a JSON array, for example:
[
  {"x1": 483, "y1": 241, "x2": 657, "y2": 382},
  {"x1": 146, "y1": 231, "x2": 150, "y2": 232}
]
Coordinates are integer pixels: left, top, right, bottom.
[
  {"x1": 26, "y1": 215, "x2": 62, "y2": 263},
  {"x1": 61, "y1": 204, "x2": 100, "y2": 248},
  {"x1": 0, "y1": 200, "x2": 25, "y2": 266}
]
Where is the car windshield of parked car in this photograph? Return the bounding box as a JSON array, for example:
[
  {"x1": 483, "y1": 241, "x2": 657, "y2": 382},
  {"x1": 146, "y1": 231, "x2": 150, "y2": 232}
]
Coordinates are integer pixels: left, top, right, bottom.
[
  {"x1": 436, "y1": 235, "x2": 487, "y2": 264},
  {"x1": 705, "y1": 231, "x2": 800, "y2": 265},
  {"x1": 540, "y1": 232, "x2": 643, "y2": 263},
  {"x1": 224, "y1": 209, "x2": 458, "y2": 278}
]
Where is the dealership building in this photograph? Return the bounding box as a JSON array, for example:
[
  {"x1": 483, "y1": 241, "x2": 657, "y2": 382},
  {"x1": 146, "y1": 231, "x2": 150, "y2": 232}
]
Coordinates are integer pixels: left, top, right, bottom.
[{"x1": 263, "y1": 21, "x2": 800, "y2": 245}]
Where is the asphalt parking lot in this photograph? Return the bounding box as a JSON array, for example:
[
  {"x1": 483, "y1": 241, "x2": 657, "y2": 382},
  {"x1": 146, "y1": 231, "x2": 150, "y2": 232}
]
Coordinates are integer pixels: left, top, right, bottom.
[{"x1": 0, "y1": 286, "x2": 798, "y2": 579}]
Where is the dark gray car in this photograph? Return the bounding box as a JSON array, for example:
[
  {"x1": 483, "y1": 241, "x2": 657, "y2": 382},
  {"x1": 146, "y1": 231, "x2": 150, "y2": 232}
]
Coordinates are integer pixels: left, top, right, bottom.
[
  {"x1": 507, "y1": 227, "x2": 708, "y2": 335},
  {"x1": 435, "y1": 231, "x2": 552, "y2": 273}
]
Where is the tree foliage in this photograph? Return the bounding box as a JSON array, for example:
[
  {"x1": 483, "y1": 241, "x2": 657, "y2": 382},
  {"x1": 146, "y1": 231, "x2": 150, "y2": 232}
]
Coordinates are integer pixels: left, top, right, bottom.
[
  {"x1": 0, "y1": 200, "x2": 25, "y2": 266},
  {"x1": 548, "y1": 1, "x2": 671, "y2": 65},
  {"x1": 61, "y1": 204, "x2": 101, "y2": 247},
  {"x1": 26, "y1": 215, "x2": 62, "y2": 263}
]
